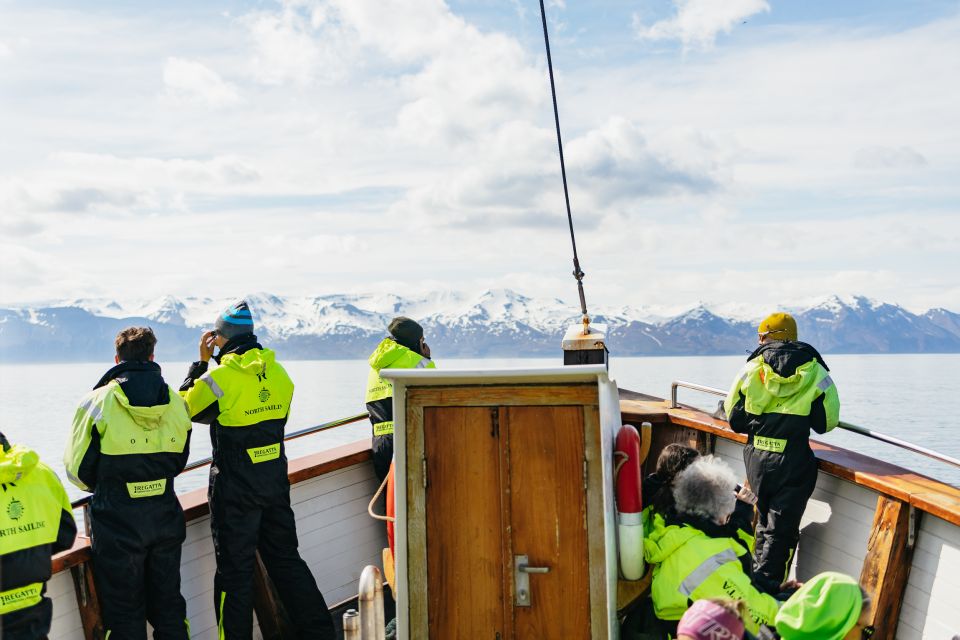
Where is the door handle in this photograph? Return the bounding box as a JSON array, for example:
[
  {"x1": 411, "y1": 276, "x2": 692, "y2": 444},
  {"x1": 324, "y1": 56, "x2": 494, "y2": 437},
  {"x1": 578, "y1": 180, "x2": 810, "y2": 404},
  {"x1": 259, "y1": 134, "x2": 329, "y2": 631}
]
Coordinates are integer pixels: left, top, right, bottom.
[
  {"x1": 518, "y1": 564, "x2": 551, "y2": 574},
  {"x1": 514, "y1": 555, "x2": 551, "y2": 606}
]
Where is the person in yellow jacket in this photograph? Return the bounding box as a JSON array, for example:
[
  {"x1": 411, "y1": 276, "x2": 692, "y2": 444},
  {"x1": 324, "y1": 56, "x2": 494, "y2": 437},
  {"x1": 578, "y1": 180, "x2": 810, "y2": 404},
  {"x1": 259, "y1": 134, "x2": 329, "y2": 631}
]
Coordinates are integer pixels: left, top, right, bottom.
[
  {"x1": 1, "y1": 431, "x2": 77, "y2": 640},
  {"x1": 645, "y1": 456, "x2": 785, "y2": 637},
  {"x1": 64, "y1": 327, "x2": 192, "y2": 639},
  {"x1": 365, "y1": 317, "x2": 435, "y2": 482},
  {"x1": 642, "y1": 444, "x2": 756, "y2": 558},
  {"x1": 724, "y1": 313, "x2": 840, "y2": 595},
  {"x1": 179, "y1": 301, "x2": 335, "y2": 639}
]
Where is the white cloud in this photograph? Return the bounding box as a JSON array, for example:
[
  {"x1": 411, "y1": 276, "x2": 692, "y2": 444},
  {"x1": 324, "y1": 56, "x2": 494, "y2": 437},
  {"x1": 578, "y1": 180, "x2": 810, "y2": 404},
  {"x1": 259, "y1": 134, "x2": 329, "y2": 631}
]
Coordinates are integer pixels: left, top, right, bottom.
[
  {"x1": 163, "y1": 57, "x2": 240, "y2": 107},
  {"x1": 390, "y1": 116, "x2": 723, "y2": 230},
  {"x1": 0, "y1": 244, "x2": 55, "y2": 295},
  {"x1": 238, "y1": 0, "x2": 546, "y2": 148},
  {"x1": 576, "y1": 16, "x2": 960, "y2": 198},
  {"x1": 393, "y1": 32, "x2": 544, "y2": 147},
  {"x1": 853, "y1": 146, "x2": 928, "y2": 170},
  {"x1": 566, "y1": 118, "x2": 720, "y2": 205},
  {"x1": 1, "y1": 3, "x2": 958, "y2": 313},
  {"x1": 1, "y1": 154, "x2": 261, "y2": 221},
  {"x1": 241, "y1": 1, "x2": 359, "y2": 85},
  {"x1": 634, "y1": 0, "x2": 770, "y2": 51},
  {"x1": 48, "y1": 152, "x2": 259, "y2": 188},
  {"x1": 0, "y1": 214, "x2": 44, "y2": 237}
]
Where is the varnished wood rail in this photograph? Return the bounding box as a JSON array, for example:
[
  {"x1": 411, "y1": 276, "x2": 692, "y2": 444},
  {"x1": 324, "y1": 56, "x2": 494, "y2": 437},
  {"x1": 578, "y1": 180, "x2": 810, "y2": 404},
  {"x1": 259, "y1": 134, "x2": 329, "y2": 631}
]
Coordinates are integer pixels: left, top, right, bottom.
[
  {"x1": 51, "y1": 441, "x2": 374, "y2": 640},
  {"x1": 619, "y1": 388, "x2": 960, "y2": 639}
]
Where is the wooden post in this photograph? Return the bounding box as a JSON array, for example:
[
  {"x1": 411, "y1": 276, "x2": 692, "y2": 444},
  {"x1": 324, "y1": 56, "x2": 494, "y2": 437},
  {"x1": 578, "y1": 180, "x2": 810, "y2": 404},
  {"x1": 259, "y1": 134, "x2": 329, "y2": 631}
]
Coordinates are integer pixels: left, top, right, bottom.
[
  {"x1": 253, "y1": 551, "x2": 295, "y2": 639},
  {"x1": 859, "y1": 495, "x2": 918, "y2": 640},
  {"x1": 642, "y1": 423, "x2": 700, "y2": 477},
  {"x1": 70, "y1": 560, "x2": 106, "y2": 640}
]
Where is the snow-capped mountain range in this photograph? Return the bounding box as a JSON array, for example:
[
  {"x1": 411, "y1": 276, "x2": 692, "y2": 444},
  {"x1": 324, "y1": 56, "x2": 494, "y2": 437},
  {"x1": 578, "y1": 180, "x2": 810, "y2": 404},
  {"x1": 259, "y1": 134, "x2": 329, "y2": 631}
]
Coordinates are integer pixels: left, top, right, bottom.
[{"x1": 1, "y1": 290, "x2": 959, "y2": 362}]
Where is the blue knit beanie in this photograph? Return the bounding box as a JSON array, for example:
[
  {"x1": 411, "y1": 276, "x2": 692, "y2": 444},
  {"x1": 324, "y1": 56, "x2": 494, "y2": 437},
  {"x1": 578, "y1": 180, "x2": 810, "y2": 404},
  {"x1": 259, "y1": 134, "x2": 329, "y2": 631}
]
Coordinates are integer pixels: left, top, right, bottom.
[{"x1": 215, "y1": 300, "x2": 255, "y2": 340}]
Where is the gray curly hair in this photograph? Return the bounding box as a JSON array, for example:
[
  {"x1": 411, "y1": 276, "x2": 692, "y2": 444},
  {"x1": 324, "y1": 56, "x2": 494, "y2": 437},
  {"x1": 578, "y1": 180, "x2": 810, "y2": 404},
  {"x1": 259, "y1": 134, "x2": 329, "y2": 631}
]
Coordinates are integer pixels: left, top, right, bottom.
[{"x1": 672, "y1": 455, "x2": 738, "y2": 523}]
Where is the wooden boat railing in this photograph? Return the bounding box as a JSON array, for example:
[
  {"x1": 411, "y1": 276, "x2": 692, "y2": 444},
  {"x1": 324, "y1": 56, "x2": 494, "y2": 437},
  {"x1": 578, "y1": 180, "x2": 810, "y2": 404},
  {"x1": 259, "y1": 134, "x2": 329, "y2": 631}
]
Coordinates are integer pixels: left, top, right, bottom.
[
  {"x1": 623, "y1": 386, "x2": 960, "y2": 639},
  {"x1": 68, "y1": 411, "x2": 372, "y2": 513},
  {"x1": 670, "y1": 380, "x2": 960, "y2": 469},
  {"x1": 56, "y1": 411, "x2": 372, "y2": 640}
]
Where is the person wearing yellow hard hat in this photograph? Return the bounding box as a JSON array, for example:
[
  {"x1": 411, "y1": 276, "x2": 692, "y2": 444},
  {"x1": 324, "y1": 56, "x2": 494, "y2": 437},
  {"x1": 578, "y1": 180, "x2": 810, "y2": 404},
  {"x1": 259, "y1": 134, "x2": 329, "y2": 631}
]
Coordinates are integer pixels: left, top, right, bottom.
[{"x1": 722, "y1": 313, "x2": 840, "y2": 596}]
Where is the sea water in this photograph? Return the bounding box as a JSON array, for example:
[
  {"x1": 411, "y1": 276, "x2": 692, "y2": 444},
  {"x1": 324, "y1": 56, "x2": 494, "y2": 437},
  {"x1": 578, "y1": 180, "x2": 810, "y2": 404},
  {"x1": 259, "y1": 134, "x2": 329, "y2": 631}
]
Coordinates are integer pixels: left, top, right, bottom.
[{"x1": 1, "y1": 354, "x2": 958, "y2": 501}]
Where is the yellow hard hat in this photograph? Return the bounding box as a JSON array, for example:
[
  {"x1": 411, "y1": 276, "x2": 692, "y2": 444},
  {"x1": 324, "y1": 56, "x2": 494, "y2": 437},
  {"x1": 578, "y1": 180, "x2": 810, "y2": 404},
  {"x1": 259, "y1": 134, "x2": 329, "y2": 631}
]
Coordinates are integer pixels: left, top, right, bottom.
[{"x1": 758, "y1": 312, "x2": 797, "y2": 342}]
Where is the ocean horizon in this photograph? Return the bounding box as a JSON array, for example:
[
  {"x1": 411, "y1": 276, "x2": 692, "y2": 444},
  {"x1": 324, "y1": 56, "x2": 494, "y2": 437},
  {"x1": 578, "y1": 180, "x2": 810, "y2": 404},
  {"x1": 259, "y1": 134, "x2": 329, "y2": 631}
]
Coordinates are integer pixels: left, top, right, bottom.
[{"x1": 2, "y1": 353, "x2": 958, "y2": 500}]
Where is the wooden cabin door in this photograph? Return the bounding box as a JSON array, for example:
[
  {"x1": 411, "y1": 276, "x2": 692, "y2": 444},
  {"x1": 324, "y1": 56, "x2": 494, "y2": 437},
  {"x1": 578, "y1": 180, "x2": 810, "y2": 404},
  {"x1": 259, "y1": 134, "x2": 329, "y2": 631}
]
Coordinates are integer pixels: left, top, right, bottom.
[
  {"x1": 424, "y1": 407, "x2": 506, "y2": 637},
  {"x1": 422, "y1": 404, "x2": 591, "y2": 640},
  {"x1": 505, "y1": 406, "x2": 590, "y2": 640}
]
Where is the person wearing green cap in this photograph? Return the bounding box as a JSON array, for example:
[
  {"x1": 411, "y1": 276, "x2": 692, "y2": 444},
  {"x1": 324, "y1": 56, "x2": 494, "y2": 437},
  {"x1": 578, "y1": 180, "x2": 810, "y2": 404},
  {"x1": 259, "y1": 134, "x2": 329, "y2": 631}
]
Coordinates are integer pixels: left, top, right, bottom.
[
  {"x1": 1, "y1": 431, "x2": 77, "y2": 640},
  {"x1": 758, "y1": 572, "x2": 871, "y2": 639},
  {"x1": 365, "y1": 316, "x2": 435, "y2": 482},
  {"x1": 723, "y1": 312, "x2": 840, "y2": 595}
]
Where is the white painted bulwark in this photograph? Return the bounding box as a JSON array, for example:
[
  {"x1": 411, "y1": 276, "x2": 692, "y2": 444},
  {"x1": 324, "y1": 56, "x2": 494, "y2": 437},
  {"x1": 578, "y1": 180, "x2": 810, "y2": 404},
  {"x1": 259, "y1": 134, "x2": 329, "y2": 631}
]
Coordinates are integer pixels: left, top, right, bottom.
[
  {"x1": 795, "y1": 473, "x2": 875, "y2": 581},
  {"x1": 714, "y1": 437, "x2": 747, "y2": 477},
  {"x1": 46, "y1": 457, "x2": 385, "y2": 640},
  {"x1": 291, "y1": 464, "x2": 386, "y2": 605},
  {"x1": 714, "y1": 436, "x2": 877, "y2": 581},
  {"x1": 897, "y1": 514, "x2": 960, "y2": 639},
  {"x1": 47, "y1": 570, "x2": 84, "y2": 640}
]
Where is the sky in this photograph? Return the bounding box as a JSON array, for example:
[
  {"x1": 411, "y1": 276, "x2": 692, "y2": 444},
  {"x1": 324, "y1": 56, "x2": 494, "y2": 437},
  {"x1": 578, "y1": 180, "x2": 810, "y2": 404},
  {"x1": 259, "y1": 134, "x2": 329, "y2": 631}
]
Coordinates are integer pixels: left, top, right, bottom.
[{"x1": 1, "y1": 0, "x2": 958, "y2": 313}]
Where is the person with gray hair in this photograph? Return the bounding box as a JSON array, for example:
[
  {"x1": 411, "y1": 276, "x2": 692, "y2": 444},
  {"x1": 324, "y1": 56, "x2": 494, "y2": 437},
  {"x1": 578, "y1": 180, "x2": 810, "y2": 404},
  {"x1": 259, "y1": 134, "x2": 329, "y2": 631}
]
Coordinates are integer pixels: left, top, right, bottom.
[
  {"x1": 673, "y1": 455, "x2": 739, "y2": 523},
  {"x1": 645, "y1": 456, "x2": 784, "y2": 637}
]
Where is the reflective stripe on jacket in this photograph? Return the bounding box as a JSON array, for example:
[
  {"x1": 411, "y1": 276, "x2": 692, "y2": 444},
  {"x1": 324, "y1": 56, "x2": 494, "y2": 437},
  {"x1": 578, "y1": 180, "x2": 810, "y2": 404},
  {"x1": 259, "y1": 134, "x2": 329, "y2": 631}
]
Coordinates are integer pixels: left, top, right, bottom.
[
  {"x1": 644, "y1": 521, "x2": 779, "y2": 634},
  {"x1": 365, "y1": 338, "x2": 435, "y2": 436},
  {"x1": 64, "y1": 374, "x2": 191, "y2": 493},
  {"x1": 724, "y1": 341, "x2": 839, "y2": 452},
  {"x1": 182, "y1": 348, "x2": 293, "y2": 429},
  {"x1": 180, "y1": 343, "x2": 295, "y2": 498}
]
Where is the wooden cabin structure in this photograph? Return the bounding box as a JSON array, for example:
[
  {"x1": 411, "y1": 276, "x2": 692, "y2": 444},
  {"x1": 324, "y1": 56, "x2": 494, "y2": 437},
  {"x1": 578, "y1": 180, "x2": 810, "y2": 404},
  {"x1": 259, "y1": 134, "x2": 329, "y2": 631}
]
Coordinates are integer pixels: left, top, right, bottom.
[{"x1": 386, "y1": 366, "x2": 620, "y2": 639}]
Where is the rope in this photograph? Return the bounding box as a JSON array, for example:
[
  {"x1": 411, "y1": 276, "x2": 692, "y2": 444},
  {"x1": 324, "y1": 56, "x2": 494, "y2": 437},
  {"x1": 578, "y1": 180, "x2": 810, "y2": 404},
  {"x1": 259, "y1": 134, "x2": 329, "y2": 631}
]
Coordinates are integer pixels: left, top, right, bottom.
[
  {"x1": 538, "y1": 0, "x2": 590, "y2": 333},
  {"x1": 367, "y1": 473, "x2": 395, "y2": 523},
  {"x1": 613, "y1": 450, "x2": 630, "y2": 479}
]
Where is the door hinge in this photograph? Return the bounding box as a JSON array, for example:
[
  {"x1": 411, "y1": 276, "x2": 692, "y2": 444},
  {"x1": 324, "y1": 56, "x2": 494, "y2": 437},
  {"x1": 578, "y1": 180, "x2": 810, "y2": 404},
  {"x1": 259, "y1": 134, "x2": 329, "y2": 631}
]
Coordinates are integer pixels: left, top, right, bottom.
[
  {"x1": 491, "y1": 407, "x2": 500, "y2": 438},
  {"x1": 583, "y1": 459, "x2": 589, "y2": 530},
  {"x1": 422, "y1": 457, "x2": 428, "y2": 489}
]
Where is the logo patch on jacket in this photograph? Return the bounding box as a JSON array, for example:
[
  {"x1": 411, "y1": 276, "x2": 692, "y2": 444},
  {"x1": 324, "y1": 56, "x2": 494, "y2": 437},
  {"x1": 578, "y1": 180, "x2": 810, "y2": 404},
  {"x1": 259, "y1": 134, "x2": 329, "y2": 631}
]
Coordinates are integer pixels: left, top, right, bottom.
[
  {"x1": 6, "y1": 498, "x2": 23, "y2": 521},
  {"x1": 259, "y1": 388, "x2": 271, "y2": 403}
]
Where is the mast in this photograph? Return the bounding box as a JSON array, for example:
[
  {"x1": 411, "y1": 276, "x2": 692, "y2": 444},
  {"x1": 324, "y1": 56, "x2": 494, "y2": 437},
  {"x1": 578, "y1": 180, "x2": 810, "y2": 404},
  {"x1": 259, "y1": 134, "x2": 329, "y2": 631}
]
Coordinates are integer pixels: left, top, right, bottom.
[{"x1": 538, "y1": 0, "x2": 608, "y2": 367}]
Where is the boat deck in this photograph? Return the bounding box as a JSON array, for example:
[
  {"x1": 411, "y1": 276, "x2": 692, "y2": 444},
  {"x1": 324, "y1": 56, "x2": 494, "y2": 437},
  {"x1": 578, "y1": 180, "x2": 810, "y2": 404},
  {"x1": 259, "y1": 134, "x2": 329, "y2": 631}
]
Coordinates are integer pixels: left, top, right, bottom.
[{"x1": 42, "y1": 387, "x2": 960, "y2": 639}]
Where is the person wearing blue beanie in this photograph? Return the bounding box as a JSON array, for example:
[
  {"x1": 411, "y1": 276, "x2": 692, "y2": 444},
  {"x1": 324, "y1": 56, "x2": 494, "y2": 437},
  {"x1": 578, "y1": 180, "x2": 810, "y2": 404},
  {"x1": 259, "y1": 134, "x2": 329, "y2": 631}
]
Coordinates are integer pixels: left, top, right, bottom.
[{"x1": 179, "y1": 300, "x2": 336, "y2": 639}]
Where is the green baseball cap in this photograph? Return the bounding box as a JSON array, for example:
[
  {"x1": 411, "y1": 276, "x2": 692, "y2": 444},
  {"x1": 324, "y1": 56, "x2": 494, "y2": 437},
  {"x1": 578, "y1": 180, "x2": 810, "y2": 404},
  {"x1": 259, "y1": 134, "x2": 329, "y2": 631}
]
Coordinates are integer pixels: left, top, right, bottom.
[{"x1": 775, "y1": 572, "x2": 863, "y2": 640}]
